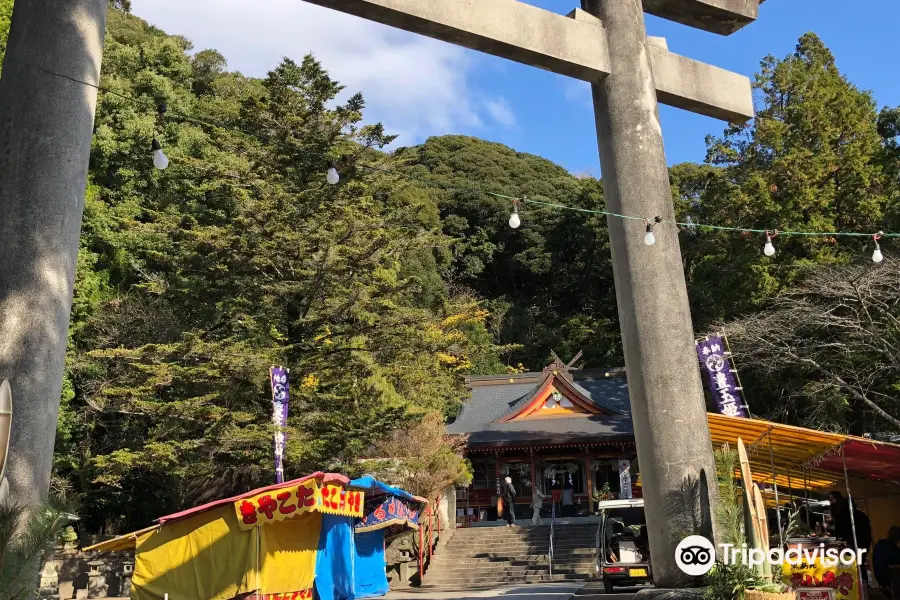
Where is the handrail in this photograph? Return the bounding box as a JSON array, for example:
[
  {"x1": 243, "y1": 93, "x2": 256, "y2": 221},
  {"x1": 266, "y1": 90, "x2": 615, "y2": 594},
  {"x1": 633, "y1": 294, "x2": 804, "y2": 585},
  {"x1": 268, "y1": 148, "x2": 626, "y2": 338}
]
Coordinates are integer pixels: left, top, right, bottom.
[{"x1": 549, "y1": 502, "x2": 555, "y2": 578}]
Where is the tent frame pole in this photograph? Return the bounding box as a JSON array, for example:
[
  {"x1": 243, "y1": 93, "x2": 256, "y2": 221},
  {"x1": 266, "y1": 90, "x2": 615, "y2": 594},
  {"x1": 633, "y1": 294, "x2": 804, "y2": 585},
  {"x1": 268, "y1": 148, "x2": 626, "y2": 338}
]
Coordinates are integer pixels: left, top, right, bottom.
[
  {"x1": 841, "y1": 447, "x2": 868, "y2": 600},
  {"x1": 768, "y1": 434, "x2": 784, "y2": 548}
]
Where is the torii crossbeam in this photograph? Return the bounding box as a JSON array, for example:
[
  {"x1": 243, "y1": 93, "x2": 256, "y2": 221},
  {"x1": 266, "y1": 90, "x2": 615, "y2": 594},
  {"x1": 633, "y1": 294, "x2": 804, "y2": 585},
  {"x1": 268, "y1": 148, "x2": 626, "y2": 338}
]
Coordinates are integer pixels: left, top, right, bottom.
[
  {"x1": 298, "y1": 0, "x2": 765, "y2": 586},
  {"x1": 302, "y1": 0, "x2": 753, "y2": 123}
]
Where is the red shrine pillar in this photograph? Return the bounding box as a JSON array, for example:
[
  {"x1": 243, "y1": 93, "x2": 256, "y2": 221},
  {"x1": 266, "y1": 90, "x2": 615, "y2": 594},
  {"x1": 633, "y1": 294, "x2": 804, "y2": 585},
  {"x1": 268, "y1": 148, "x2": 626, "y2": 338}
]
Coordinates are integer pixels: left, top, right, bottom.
[{"x1": 529, "y1": 448, "x2": 537, "y2": 497}]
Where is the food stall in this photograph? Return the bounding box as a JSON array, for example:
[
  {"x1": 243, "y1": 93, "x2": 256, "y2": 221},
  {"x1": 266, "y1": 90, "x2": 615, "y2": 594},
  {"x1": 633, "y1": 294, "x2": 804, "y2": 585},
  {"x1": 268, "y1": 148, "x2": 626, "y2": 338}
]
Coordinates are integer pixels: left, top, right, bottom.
[
  {"x1": 708, "y1": 415, "x2": 900, "y2": 600},
  {"x1": 85, "y1": 472, "x2": 425, "y2": 600}
]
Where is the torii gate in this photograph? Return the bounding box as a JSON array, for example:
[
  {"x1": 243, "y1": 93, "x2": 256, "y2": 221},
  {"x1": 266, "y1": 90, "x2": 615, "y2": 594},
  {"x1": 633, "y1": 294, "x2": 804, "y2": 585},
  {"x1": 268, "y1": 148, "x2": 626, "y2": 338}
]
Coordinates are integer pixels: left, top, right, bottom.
[
  {"x1": 0, "y1": 0, "x2": 760, "y2": 586},
  {"x1": 297, "y1": 0, "x2": 762, "y2": 586}
]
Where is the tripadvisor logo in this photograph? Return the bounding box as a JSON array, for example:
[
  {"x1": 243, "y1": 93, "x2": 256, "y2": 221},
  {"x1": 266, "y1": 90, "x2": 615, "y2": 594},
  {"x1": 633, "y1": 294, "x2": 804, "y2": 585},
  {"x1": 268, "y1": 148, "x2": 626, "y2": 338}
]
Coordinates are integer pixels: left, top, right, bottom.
[
  {"x1": 676, "y1": 536, "x2": 716, "y2": 576},
  {"x1": 675, "y1": 535, "x2": 866, "y2": 576}
]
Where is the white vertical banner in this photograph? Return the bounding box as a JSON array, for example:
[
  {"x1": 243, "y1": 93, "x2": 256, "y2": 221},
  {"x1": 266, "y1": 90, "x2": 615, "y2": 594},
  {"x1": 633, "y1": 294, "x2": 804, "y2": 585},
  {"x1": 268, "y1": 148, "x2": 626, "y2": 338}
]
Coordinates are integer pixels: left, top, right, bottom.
[{"x1": 618, "y1": 460, "x2": 632, "y2": 499}]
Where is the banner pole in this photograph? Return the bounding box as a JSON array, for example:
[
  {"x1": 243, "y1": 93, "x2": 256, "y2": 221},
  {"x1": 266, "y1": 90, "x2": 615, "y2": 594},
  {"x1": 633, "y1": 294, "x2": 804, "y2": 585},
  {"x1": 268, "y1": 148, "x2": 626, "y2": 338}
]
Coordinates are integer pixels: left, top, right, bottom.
[
  {"x1": 722, "y1": 332, "x2": 751, "y2": 416},
  {"x1": 841, "y1": 447, "x2": 868, "y2": 600}
]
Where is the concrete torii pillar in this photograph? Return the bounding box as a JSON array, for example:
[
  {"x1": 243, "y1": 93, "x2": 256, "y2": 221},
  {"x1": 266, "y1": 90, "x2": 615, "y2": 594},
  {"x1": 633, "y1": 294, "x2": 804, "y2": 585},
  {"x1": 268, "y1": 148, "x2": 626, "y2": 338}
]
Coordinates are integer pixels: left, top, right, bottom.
[
  {"x1": 298, "y1": 0, "x2": 761, "y2": 586},
  {"x1": 0, "y1": 0, "x2": 109, "y2": 507}
]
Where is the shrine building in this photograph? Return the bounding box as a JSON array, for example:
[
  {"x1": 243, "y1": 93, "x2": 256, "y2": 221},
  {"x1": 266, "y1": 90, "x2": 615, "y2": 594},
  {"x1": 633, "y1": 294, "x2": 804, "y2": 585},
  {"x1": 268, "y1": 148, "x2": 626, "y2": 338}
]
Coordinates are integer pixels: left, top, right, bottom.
[{"x1": 447, "y1": 353, "x2": 642, "y2": 521}]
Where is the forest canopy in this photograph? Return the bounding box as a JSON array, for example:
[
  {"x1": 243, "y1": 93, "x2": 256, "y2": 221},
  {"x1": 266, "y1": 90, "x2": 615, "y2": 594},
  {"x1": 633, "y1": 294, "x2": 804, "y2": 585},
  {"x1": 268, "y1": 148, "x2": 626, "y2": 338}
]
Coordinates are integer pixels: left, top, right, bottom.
[{"x1": 0, "y1": 5, "x2": 897, "y2": 532}]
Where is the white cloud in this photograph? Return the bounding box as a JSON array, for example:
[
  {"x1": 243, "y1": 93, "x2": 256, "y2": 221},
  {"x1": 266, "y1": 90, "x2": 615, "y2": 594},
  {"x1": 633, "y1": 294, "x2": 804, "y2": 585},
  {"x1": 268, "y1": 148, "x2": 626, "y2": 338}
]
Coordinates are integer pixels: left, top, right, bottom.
[
  {"x1": 484, "y1": 98, "x2": 516, "y2": 127},
  {"x1": 564, "y1": 80, "x2": 593, "y2": 108},
  {"x1": 128, "y1": 0, "x2": 514, "y2": 144}
]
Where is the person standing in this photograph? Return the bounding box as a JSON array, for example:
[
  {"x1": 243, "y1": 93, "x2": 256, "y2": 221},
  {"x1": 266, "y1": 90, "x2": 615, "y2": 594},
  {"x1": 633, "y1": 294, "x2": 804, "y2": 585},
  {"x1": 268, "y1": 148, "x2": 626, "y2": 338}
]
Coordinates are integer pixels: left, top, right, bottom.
[
  {"x1": 550, "y1": 480, "x2": 562, "y2": 518},
  {"x1": 531, "y1": 487, "x2": 547, "y2": 525},
  {"x1": 562, "y1": 477, "x2": 575, "y2": 518},
  {"x1": 828, "y1": 491, "x2": 872, "y2": 584},
  {"x1": 503, "y1": 476, "x2": 517, "y2": 527},
  {"x1": 873, "y1": 526, "x2": 900, "y2": 591}
]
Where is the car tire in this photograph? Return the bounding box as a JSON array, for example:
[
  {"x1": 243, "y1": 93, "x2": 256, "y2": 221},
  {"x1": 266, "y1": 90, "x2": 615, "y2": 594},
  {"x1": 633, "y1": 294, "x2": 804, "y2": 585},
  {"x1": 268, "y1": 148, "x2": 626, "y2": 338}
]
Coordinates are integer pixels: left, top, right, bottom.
[{"x1": 604, "y1": 578, "x2": 615, "y2": 594}]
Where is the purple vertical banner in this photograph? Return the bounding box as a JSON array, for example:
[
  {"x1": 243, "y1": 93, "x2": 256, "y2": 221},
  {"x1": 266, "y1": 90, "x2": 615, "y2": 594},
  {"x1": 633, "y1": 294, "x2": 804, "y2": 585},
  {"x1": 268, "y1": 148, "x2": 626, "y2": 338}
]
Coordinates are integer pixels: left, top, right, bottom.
[
  {"x1": 696, "y1": 335, "x2": 747, "y2": 418},
  {"x1": 270, "y1": 366, "x2": 290, "y2": 483}
]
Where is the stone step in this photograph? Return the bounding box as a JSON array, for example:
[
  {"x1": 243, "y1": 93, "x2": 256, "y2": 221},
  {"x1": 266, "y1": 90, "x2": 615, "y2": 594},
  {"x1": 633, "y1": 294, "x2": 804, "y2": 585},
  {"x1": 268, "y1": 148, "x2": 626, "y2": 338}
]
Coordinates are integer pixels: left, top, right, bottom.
[
  {"x1": 432, "y1": 557, "x2": 595, "y2": 568},
  {"x1": 437, "y1": 543, "x2": 595, "y2": 553},
  {"x1": 447, "y1": 536, "x2": 596, "y2": 544},
  {"x1": 425, "y1": 525, "x2": 599, "y2": 590},
  {"x1": 431, "y1": 551, "x2": 594, "y2": 562},
  {"x1": 423, "y1": 572, "x2": 594, "y2": 587},
  {"x1": 452, "y1": 526, "x2": 597, "y2": 533},
  {"x1": 428, "y1": 565, "x2": 596, "y2": 578},
  {"x1": 447, "y1": 538, "x2": 596, "y2": 546},
  {"x1": 430, "y1": 558, "x2": 596, "y2": 570},
  {"x1": 430, "y1": 552, "x2": 595, "y2": 564},
  {"x1": 451, "y1": 529, "x2": 597, "y2": 539}
]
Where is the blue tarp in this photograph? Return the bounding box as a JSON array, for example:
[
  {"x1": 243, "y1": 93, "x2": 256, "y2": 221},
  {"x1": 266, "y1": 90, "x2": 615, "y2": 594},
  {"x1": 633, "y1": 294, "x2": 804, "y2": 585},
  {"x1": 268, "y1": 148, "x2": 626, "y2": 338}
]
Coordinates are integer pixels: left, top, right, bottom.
[
  {"x1": 353, "y1": 530, "x2": 388, "y2": 599},
  {"x1": 312, "y1": 478, "x2": 420, "y2": 600},
  {"x1": 314, "y1": 514, "x2": 356, "y2": 600},
  {"x1": 348, "y1": 476, "x2": 417, "y2": 501}
]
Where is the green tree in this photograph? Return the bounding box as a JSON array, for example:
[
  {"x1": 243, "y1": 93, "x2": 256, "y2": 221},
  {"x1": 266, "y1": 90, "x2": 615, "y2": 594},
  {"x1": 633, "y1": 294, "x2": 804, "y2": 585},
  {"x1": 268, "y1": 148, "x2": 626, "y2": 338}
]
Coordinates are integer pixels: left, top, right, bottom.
[
  {"x1": 51, "y1": 9, "x2": 502, "y2": 533},
  {"x1": 396, "y1": 136, "x2": 621, "y2": 370},
  {"x1": 683, "y1": 33, "x2": 892, "y2": 325}
]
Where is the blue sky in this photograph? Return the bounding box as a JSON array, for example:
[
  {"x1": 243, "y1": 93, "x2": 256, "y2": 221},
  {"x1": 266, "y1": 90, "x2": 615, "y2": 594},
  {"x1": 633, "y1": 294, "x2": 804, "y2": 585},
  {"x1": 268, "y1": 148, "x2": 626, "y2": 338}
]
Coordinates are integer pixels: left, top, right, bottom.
[{"x1": 131, "y1": 0, "x2": 900, "y2": 175}]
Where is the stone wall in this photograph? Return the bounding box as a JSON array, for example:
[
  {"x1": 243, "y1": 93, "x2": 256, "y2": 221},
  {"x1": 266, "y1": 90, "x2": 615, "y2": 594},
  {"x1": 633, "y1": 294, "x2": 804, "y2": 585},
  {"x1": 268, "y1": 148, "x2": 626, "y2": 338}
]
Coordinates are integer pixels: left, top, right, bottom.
[{"x1": 42, "y1": 546, "x2": 134, "y2": 600}]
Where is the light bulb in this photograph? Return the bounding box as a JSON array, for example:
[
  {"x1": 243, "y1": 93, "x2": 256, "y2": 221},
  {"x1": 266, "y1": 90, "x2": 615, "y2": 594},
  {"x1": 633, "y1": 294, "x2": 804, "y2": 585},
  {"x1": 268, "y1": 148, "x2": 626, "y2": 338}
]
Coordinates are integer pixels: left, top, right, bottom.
[
  {"x1": 873, "y1": 244, "x2": 883, "y2": 264},
  {"x1": 644, "y1": 224, "x2": 656, "y2": 246},
  {"x1": 764, "y1": 236, "x2": 776, "y2": 257},
  {"x1": 326, "y1": 166, "x2": 340, "y2": 185},
  {"x1": 151, "y1": 139, "x2": 168, "y2": 170},
  {"x1": 508, "y1": 206, "x2": 521, "y2": 229}
]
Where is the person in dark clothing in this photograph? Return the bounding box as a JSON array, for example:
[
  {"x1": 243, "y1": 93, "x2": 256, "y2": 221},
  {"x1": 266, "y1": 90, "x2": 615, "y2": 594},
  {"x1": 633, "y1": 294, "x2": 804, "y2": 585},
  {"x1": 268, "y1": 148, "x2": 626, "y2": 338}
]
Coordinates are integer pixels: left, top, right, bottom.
[
  {"x1": 550, "y1": 480, "x2": 562, "y2": 518},
  {"x1": 828, "y1": 491, "x2": 872, "y2": 585},
  {"x1": 503, "y1": 476, "x2": 517, "y2": 526},
  {"x1": 828, "y1": 491, "x2": 872, "y2": 550},
  {"x1": 873, "y1": 526, "x2": 900, "y2": 590}
]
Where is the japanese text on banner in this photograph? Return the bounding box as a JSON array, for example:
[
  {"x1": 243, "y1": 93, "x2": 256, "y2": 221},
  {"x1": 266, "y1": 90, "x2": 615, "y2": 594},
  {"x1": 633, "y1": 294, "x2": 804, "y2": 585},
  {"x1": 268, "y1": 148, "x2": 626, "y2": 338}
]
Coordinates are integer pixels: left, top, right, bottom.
[
  {"x1": 695, "y1": 335, "x2": 747, "y2": 418},
  {"x1": 235, "y1": 479, "x2": 363, "y2": 530},
  {"x1": 784, "y1": 560, "x2": 859, "y2": 600},
  {"x1": 270, "y1": 366, "x2": 290, "y2": 484},
  {"x1": 356, "y1": 495, "x2": 423, "y2": 532}
]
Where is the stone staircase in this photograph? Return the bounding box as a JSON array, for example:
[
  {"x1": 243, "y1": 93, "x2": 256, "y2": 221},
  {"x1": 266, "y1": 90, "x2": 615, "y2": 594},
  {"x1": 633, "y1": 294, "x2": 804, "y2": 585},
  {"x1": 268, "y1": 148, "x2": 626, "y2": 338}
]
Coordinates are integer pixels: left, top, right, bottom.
[{"x1": 423, "y1": 521, "x2": 599, "y2": 589}]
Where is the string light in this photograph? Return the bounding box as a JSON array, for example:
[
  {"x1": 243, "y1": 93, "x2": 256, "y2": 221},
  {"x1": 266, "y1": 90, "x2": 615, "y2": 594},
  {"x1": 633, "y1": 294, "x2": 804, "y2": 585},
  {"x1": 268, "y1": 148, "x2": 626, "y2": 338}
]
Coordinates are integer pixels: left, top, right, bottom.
[
  {"x1": 508, "y1": 201, "x2": 521, "y2": 229},
  {"x1": 326, "y1": 165, "x2": 340, "y2": 185},
  {"x1": 872, "y1": 232, "x2": 884, "y2": 263},
  {"x1": 644, "y1": 217, "x2": 660, "y2": 246},
  {"x1": 6, "y1": 56, "x2": 896, "y2": 263},
  {"x1": 764, "y1": 230, "x2": 777, "y2": 257},
  {"x1": 152, "y1": 104, "x2": 169, "y2": 170},
  {"x1": 151, "y1": 139, "x2": 169, "y2": 170}
]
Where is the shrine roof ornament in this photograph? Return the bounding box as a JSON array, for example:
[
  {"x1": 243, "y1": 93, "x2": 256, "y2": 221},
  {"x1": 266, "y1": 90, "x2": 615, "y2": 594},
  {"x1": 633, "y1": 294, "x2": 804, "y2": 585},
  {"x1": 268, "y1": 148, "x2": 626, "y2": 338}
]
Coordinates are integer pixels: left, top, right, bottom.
[
  {"x1": 498, "y1": 351, "x2": 624, "y2": 422},
  {"x1": 542, "y1": 350, "x2": 582, "y2": 382}
]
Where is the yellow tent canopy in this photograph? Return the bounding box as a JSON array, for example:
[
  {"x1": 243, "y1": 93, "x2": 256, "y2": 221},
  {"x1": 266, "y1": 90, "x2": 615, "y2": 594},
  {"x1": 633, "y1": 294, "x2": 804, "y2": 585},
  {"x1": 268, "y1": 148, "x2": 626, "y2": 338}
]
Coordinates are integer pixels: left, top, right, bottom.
[
  {"x1": 84, "y1": 472, "x2": 361, "y2": 600},
  {"x1": 84, "y1": 525, "x2": 157, "y2": 553},
  {"x1": 707, "y1": 413, "x2": 900, "y2": 499}
]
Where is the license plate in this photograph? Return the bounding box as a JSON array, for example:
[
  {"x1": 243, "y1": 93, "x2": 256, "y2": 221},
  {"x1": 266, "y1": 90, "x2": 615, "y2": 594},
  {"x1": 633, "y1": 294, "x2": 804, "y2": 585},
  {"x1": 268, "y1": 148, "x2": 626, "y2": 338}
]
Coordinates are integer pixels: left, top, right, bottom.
[{"x1": 629, "y1": 568, "x2": 648, "y2": 577}]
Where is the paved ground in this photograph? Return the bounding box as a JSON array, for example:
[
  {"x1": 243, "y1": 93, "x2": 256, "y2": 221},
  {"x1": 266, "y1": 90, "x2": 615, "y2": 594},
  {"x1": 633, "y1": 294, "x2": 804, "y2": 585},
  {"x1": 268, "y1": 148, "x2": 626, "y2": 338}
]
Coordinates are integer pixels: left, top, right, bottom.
[{"x1": 386, "y1": 583, "x2": 641, "y2": 600}]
